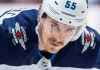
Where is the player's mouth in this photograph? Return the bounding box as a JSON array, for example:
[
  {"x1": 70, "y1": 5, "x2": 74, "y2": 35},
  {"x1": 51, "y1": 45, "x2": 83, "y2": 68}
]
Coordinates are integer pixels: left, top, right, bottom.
[{"x1": 48, "y1": 37, "x2": 64, "y2": 47}]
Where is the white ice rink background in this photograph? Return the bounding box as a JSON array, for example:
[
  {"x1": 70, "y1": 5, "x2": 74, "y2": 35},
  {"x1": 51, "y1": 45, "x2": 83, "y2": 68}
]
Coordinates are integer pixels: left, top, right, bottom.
[{"x1": 0, "y1": 4, "x2": 100, "y2": 70}]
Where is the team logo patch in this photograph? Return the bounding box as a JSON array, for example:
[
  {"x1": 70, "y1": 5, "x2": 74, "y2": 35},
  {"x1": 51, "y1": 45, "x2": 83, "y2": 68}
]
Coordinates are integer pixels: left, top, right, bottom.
[
  {"x1": 11, "y1": 22, "x2": 27, "y2": 50},
  {"x1": 81, "y1": 29, "x2": 96, "y2": 53},
  {"x1": 37, "y1": 57, "x2": 52, "y2": 70}
]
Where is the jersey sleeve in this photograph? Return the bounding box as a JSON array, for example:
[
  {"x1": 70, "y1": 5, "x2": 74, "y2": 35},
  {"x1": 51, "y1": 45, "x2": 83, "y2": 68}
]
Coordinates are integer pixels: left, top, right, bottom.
[{"x1": 0, "y1": 9, "x2": 39, "y2": 66}]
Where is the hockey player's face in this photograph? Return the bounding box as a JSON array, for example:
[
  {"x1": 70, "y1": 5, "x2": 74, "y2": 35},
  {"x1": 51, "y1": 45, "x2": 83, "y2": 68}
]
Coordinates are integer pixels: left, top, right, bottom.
[{"x1": 39, "y1": 16, "x2": 76, "y2": 53}]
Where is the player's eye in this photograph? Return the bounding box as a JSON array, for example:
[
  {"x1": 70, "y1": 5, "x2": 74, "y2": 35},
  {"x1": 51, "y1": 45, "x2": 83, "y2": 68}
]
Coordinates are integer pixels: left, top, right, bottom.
[
  {"x1": 65, "y1": 27, "x2": 75, "y2": 32},
  {"x1": 51, "y1": 22, "x2": 60, "y2": 32}
]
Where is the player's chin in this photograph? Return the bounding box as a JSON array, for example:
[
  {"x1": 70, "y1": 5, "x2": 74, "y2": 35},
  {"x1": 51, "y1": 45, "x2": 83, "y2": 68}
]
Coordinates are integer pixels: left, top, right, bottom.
[{"x1": 48, "y1": 46, "x2": 64, "y2": 54}]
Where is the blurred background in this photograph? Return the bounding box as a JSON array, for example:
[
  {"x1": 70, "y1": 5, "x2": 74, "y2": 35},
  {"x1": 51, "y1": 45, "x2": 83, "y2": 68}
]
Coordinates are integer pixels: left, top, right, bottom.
[
  {"x1": 88, "y1": 0, "x2": 100, "y2": 33},
  {"x1": 0, "y1": 0, "x2": 42, "y2": 4},
  {"x1": 0, "y1": 0, "x2": 100, "y2": 33}
]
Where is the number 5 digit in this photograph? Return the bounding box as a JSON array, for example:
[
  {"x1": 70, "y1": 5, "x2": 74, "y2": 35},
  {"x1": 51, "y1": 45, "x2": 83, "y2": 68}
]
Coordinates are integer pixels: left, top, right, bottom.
[
  {"x1": 65, "y1": 1, "x2": 71, "y2": 8},
  {"x1": 71, "y1": 2, "x2": 77, "y2": 10}
]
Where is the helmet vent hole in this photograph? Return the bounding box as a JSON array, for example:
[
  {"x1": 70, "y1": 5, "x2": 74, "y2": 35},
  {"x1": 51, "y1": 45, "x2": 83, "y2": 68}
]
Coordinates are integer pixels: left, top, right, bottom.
[
  {"x1": 69, "y1": 21, "x2": 72, "y2": 24},
  {"x1": 60, "y1": 18, "x2": 62, "y2": 21},
  {"x1": 81, "y1": 11, "x2": 85, "y2": 13},
  {"x1": 55, "y1": 1, "x2": 58, "y2": 5}
]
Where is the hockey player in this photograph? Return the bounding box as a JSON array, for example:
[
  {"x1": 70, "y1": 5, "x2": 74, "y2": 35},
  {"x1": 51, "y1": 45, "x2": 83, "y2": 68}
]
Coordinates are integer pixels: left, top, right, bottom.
[{"x1": 0, "y1": 0, "x2": 100, "y2": 69}]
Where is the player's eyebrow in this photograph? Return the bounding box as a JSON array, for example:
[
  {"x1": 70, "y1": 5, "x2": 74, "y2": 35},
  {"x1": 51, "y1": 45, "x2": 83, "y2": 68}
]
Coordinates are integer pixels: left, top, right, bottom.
[{"x1": 48, "y1": 16, "x2": 58, "y2": 24}]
